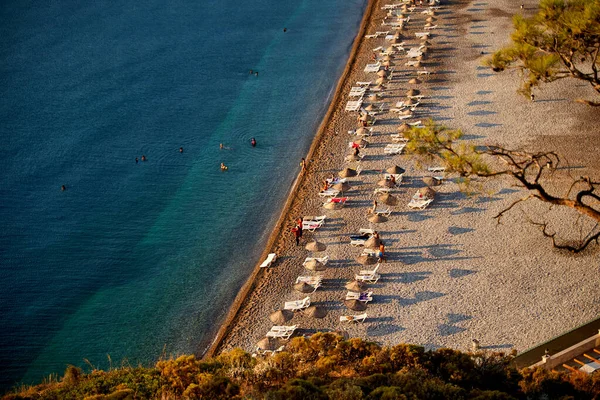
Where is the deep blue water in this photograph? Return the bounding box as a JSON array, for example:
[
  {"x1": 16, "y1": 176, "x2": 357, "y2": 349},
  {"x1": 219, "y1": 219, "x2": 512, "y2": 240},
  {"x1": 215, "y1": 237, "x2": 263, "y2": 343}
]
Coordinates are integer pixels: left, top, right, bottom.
[{"x1": 0, "y1": 0, "x2": 366, "y2": 390}]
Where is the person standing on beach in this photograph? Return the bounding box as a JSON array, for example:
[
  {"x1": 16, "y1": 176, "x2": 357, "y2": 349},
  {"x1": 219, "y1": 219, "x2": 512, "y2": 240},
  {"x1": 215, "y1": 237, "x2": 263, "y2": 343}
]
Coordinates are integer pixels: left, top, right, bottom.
[
  {"x1": 300, "y1": 158, "x2": 306, "y2": 172},
  {"x1": 291, "y1": 225, "x2": 301, "y2": 246},
  {"x1": 296, "y1": 217, "x2": 303, "y2": 241},
  {"x1": 378, "y1": 241, "x2": 386, "y2": 263}
]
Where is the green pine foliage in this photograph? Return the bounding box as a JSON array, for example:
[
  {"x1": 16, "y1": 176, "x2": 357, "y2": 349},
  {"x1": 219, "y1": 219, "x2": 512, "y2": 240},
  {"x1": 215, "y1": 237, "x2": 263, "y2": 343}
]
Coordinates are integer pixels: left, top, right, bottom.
[{"x1": 4, "y1": 333, "x2": 600, "y2": 399}]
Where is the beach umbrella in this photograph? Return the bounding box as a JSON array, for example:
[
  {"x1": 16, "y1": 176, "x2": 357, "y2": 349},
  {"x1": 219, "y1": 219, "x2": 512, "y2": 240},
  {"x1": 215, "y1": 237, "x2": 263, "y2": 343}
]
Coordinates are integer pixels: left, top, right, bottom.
[
  {"x1": 345, "y1": 154, "x2": 362, "y2": 162},
  {"x1": 404, "y1": 98, "x2": 416, "y2": 106},
  {"x1": 364, "y1": 104, "x2": 375, "y2": 111},
  {"x1": 421, "y1": 40, "x2": 431, "y2": 46},
  {"x1": 305, "y1": 240, "x2": 327, "y2": 252},
  {"x1": 339, "y1": 168, "x2": 357, "y2": 178},
  {"x1": 387, "y1": 165, "x2": 406, "y2": 174},
  {"x1": 364, "y1": 236, "x2": 381, "y2": 249},
  {"x1": 257, "y1": 337, "x2": 280, "y2": 351},
  {"x1": 397, "y1": 123, "x2": 411, "y2": 132},
  {"x1": 376, "y1": 77, "x2": 386, "y2": 85},
  {"x1": 378, "y1": 193, "x2": 398, "y2": 206},
  {"x1": 416, "y1": 55, "x2": 424, "y2": 61},
  {"x1": 421, "y1": 47, "x2": 429, "y2": 53},
  {"x1": 358, "y1": 114, "x2": 372, "y2": 122},
  {"x1": 418, "y1": 187, "x2": 436, "y2": 198},
  {"x1": 356, "y1": 127, "x2": 369, "y2": 135},
  {"x1": 376, "y1": 69, "x2": 388, "y2": 77},
  {"x1": 412, "y1": 61, "x2": 422, "y2": 68},
  {"x1": 425, "y1": 23, "x2": 433, "y2": 28},
  {"x1": 354, "y1": 138, "x2": 369, "y2": 146},
  {"x1": 323, "y1": 201, "x2": 343, "y2": 210},
  {"x1": 386, "y1": 46, "x2": 395, "y2": 53},
  {"x1": 345, "y1": 280, "x2": 365, "y2": 291},
  {"x1": 391, "y1": 37, "x2": 402, "y2": 44},
  {"x1": 407, "y1": 89, "x2": 420, "y2": 96},
  {"x1": 345, "y1": 299, "x2": 368, "y2": 311},
  {"x1": 382, "y1": 55, "x2": 392, "y2": 61},
  {"x1": 294, "y1": 282, "x2": 317, "y2": 293},
  {"x1": 401, "y1": 109, "x2": 413, "y2": 116},
  {"x1": 382, "y1": 60, "x2": 393, "y2": 67},
  {"x1": 393, "y1": 32, "x2": 402, "y2": 39},
  {"x1": 269, "y1": 310, "x2": 293, "y2": 324},
  {"x1": 368, "y1": 94, "x2": 379, "y2": 102},
  {"x1": 377, "y1": 179, "x2": 395, "y2": 188},
  {"x1": 426, "y1": 16, "x2": 436, "y2": 22},
  {"x1": 422, "y1": 176, "x2": 442, "y2": 187},
  {"x1": 356, "y1": 254, "x2": 378, "y2": 265},
  {"x1": 368, "y1": 214, "x2": 388, "y2": 224},
  {"x1": 408, "y1": 78, "x2": 422, "y2": 84},
  {"x1": 304, "y1": 306, "x2": 328, "y2": 319},
  {"x1": 333, "y1": 182, "x2": 350, "y2": 191},
  {"x1": 303, "y1": 259, "x2": 326, "y2": 272}
]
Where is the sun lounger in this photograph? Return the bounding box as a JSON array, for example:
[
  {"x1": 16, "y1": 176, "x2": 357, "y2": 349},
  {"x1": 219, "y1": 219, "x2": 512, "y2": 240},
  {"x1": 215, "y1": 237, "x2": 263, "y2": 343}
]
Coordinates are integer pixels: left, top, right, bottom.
[
  {"x1": 349, "y1": 87, "x2": 367, "y2": 97},
  {"x1": 355, "y1": 264, "x2": 381, "y2": 283},
  {"x1": 259, "y1": 253, "x2": 277, "y2": 268},
  {"x1": 373, "y1": 187, "x2": 392, "y2": 197},
  {"x1": 428, "y1": 166, "x2": 446, "y2": 172},
  {"x1": 417, "y1": 69, "x2": 432, "y2": 78},
  {"x1": 407, "y1": 198, "x2": 433, "y2": 210},
  {"x1": 303, "y1": 256, "x2": 329, "y2": 267},
  {"x1": 375, "y1": 31, "x2": 389, "y2": 37},
  {"x1": 319, "y1": 188, "x2": 341, "y2": 198},
  {"x1": 364, "y1": 34, "x2": 378, "y2": 38},
  {"x1": 374, "y1": 207, "x2": 392, "y2": 216},
  {"x1": 348, "y1": 127, "x2": 373, "y2": 136},
  {"x1": 326, "y1": 197, "x2": 348, "y2": 204},
  {"x1": 302, "y1": 219, "x2": 324, "y2": 232},
  {"x1": 424, "y1": 25, "x2": 438, "y2": 30},
  {"x1": 356, "y1": 81, "x2": 371, "y2": 86},
  {"x1": 266, "y1": 325, "x2": 298, "y2": 339},
  {"x1": 384, "y1": 143, "x2": 407, "y2": 155},
  {"x1": 384, "y1": 173, "x2": 403, "y2": 183},
  {"x1": 364, "y1": 62, "x2": 381, "y2": 73},
  {"x1": 296, "y1": 275, "x2": 323, "y2": 285},
  {"x1": 349, "y1": 229, "x2": 374, "y2": 246},
  {"x1": 372, "y1": 46, "x2": 383, "y2": 52},
  {"x1": 415, "y1": 32, "x2": 431, "y2": 38},
  {"x1": 349, "y1": 140, "x2": 369, "y2": 149},
  {"x1": 340, "y1": 313, "x2": 368, "y2": 323},
  {"x1": 345, "y1": 100, "x2": 363, "y2": 112},
  {"x1": 405, "y1": 60, "x2": 420, "y2": 67},
  {"x1": 407, "y1": 51, "x2": 423, "y2": 58},
  {"x1": 326, "y1": 177, "x2": 347, "y2": 185},
  {"x1": 284, "y1": 297, "x2": 310, "y2": 311},
  {"x1": 304, "y1": 215, "x2": 326, "y2": 222},
  {"x1": 269, "y1": 325, "x2": 297, "y2": 333},
  {"x1": 391, "y1": 134, "x2": 409, "y2": 143},
  {"x1": 255, "y1": 345, "x2": 285, "y2": 356},
  {"x1": 346, "y1": 291, "x2": 374, "y2": 303},
  {"x1": 408, "y1": 120, "x2": 423, "y2": 126}
]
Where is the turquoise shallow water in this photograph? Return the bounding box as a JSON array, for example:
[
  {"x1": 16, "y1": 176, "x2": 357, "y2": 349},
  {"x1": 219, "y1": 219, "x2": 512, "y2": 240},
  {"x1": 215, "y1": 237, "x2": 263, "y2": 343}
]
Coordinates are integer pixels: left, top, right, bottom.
[{"x1": 0, "y1": 0, "x2": 366, "y2": 390}]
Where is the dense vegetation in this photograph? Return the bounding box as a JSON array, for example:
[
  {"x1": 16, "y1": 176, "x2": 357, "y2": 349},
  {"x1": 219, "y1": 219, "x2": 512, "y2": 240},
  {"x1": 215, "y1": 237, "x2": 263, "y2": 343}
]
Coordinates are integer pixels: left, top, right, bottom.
[{"x1": 4, "y1": 333, "x2": 600, "y2": 399}]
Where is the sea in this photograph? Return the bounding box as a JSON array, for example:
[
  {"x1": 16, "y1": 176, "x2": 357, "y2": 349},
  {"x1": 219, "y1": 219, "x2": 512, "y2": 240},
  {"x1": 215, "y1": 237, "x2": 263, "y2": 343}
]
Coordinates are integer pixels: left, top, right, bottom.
[{"x1": 0, "y1": 0, "x2": 366, "y2": 391}]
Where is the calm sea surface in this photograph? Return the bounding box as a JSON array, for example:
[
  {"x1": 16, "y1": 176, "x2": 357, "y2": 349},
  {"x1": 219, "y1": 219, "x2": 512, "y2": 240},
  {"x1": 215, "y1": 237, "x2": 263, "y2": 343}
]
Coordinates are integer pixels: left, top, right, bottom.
[{"x1": 0, "y1": 0, "x2": 366, "y2": 390}]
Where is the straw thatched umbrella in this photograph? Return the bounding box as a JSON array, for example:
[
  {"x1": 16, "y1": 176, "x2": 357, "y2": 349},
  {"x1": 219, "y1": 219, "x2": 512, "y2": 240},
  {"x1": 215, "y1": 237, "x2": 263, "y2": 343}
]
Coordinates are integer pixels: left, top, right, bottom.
[
  {"x1": 404, "y1": 98, "x2": 415, "y2": 106},
  {"x1": 368, "y1": 94, "x2": 379, "y2": 102},
  {"x1": 416, "y1": 55, "x2": 424, "y2": 61},
  {"x1": 257, "y1": 337, "x2": 280, "y2": 351},
  {"x1": 412, "y1": 61, "x2": 422, "y2": 68},
  {"x1": 333, "y1": 182, "x2": 350, "y2": 191},
  {"x1": 356, "y1": 254, "x2": 378, "y2": 265},
  {"x1": 305, "y1": 240, "x2": 327, "y2": 252},
  {"x1": 304, "y1": 306, "x2": 328, "y2": 318},
  {"x1": 269, "y1": 310, "x2": 293, "y2": 324},
  {"x1": 345, "y1": 154, "x2": 361, "y2": 162},
  {"x1": 364, "y1": 236, "x2": 381, "y2": 249},
  {"x1": 358, "y1": 113, "x2": 372, "y2": 123},
  {"x1": 345, "y1": 299, "x2": 368, "y2": 311},
  {"x1": 356, "y1": 127, "x2": 368, "y2": 135},
  {"x1": 368, "y1": 214, "x2": 388, "y2": 223},
  {"x1": 426, "y1": 16, "x2": 436, "y2": 22},
  {"x1": 391, "y1": 37, "x2": 402, "y2": 44},
  {"x1": 294, "y1": 282, "x2": 317, "y2": 293},
  {"x1": 323, "y1": 201, "x2": 343, "y2": 210},
  {"x1": 422, "y1": 176, "x2": 442, "y2": 187},
  {"x1": 377, "y1": 69, "x2": 388, "y2": 77},
  {"x1": 376, "y1": 77, "x2": 386, "y2": 85},
  {"x1": 382, "y1": 55, "x2": 392, "y2": 61},
  {"x1": 354, "y1": 138, "x2": 368, "y2": 146},
  {"x1": 382, "y1": 60, "x2": 393, "y2": 68},
  {"x1": 425, "y1": 23, "x2": 433, "y2": 28},
  {"x1": 378, "y1": 179, "x2": 395, "y2": 188},
  {"x1": 339, "y1": 168, "x2": 357, "y2": 178},
  {"x1": 407, "y1": 89, "x2": 420, "y2": 97},
  {"x1": 345, "y1": 280, "x2": 365, "y2": 291},
  {"x1": 401, "y1": 109, "x2": 413, "y2": 116},
  {"x1": 421, "y1": 40, "x2": 431, "y2": 46},
  {"x1": 364, "y1": 104, "x2": 375, "y2": 111},
  {"x1": 418, "y1": 187, "x2": 436, "y2": 198},
  {"x1": 421, "y1": 46, "x2": 429, "y2": 53},
  {"x1": 386, "y1": 46, "x2": 396, "y2": 54},
  {"x1": 378, "y1": 192, "x2": 398, "y2": 206},
  {"x1": 408, "y1": 78, "x2": 422, "y2": 84},
  {"x1": 387, "y1": 165, "x2": 406, "y2": 174},
  {"x1": 397, "y1": 123, "x2": 411, "y2": 132},
  {"x1": 303, "y1": 259, "x2": 326, "y2": 272}
]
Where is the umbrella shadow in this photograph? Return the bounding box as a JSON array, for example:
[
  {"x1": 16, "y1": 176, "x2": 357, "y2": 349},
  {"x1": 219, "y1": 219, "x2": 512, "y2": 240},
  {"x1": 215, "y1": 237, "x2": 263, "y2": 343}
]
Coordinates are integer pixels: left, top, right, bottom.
[
  {"x1": 448, "y1": 226, "x2": 474, "y2": 235},
  {"x1": 367, "y1": 324, "x2": 406, "y2": 337},
  {"x1": 451, "y1": 207, "x2": 486, "y2": 215},
  {"x1": 398, "y1": 291, "x2": 446, "y2": 307},
  {"x1": 480, "y1": 343, "x2": 514, "y2": 350},
  {"x1": 438, "y1": 324, "x2": 467, "y2": 336},
  {"x1": 385, "y1": 271, "x2": 432, "y2": 284}
]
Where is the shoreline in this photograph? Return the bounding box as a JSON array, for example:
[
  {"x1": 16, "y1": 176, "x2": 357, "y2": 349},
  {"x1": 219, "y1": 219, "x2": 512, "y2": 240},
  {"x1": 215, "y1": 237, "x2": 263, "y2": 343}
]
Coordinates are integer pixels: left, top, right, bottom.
[{"x1": 204, "y1": 0, "x2": 377, "y2": 358}]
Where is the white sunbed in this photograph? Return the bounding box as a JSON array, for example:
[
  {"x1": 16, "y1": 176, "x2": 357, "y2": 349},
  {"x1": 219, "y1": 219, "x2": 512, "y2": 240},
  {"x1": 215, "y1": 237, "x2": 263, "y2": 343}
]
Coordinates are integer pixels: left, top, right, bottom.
[
  {"x1": 407, "y1": 51, "x2": 423, "y2": 59},
  {"x1": 356, "y1": 81, "x2": 372, "y2": 86},
  {"x1": 302, "y1": 220, "x2": 324, "y2": 232},
  {"x1": 346, "y1": 291, "x2": 374, "y2": 303},
  {"x1": 384, "y1": 143, "x2": 406, "y2": 155},
  {"x1": 373, "y1": 207, "x2": 392, "y2": 217},
  {"x1": 415, "y1": 32, "x2": 431, "y2": 38},
  {"x1": 373, "y1": 187, "x2": 392, "y2": 197},
  {"x1": 372, "y1": 46, "x2": 384, "y2": 52},
  {"x1": 304, "y1": 215, "x2": 326, "y2": 222},
  {"x1": 259, "y1": 253, "x2": 277, "y2": 268},
  {"x1": 384, "y1": 173, "x2": 404, "y2": 183},
  {"x1": 349, "y1": 87, "x2": 367, "y2": 97},
  {"x1": 266, "y1": 325, "x2": 298, "y2": 339},
  {"x1": 424, "y1": 25, "x2": 438, "y2": 30},
  {"x1": 284, "y1": 297, "x2": 311, "y2": 311},
  {"x1": 417, "y1": 69, "x2": 432, "y2": 78},
  {"x1": 364, "y1": 62, "x2": 381, "y2": 73},
  {"x1": 349, "y1": 228, "x2": 375, "y2": 246},
  {"x1": 408, "y1": 120, "x2": 423, "y2": 126},
  {"x1": 326, "y1": 177, "x2": 347, "y2": 185},
  {"x1": 345, "y1": 100, "x2": 363, "y2": 112},
  {"x1": 349, "y1": 140, "x2": 369, "y2": 149},
  {"x1": 255, "y1": 345, "x2": 285, "y2": 356},
  {"x1": 340, "y1": 313, "x2": 368, "y2": 323},
  {"x1": 391, "y1": 134, "x2": 409, "y2": 143},
  {"x1": 319, "y1": 188, "x2": 341, "y2": 198},
  {"x1": 303, "y1": 255, "x2": 329, "y2": 267},
  {"x1": 375, "y1": 31, "x2": 389, "y2": 37},
  {"x1": 428, "y1": 166, "x2": 446, "y2": 172},
  {"x1": 407, "y1": 198, "x2": 433, "y2": 210},
  {"x1": 296, "y1": 275, "x2": 323, "y2": 286},
  {"x1": 360, "y1": 248, "x2": 378, "y2": 257},
  {"x1": 355, "y1": 264, "x2": 381, "y2": 283},
  {"x1": 364, "y1": 34, "x2": 378, "y2": 39},
  {"x1": 405, "y1": 60, "x2": 420, "y2": 67}
]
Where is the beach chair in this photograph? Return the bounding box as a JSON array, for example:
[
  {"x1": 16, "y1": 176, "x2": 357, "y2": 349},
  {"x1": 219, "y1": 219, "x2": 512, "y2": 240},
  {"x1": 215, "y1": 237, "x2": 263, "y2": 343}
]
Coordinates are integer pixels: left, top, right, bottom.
[
  {"x1": 326, "y1": 177, "x2": 347, "y2": 185},
  {"x1": 408, "y1": 120, "x2": 423, "y2": 126},
  {"x1": 304, "y1": 215, "x2": 326, "y2": 223},
  {"x1": 364, "y1": 34, "x2": 378, "y2": 38},
  {"x1": 319, "y1": 188, "x2": 341, "y2": 198},
  {"x1": 407, "y1": 198, "x2": 433, "y2": 210},
  {"x1": 415, "y1": 32, "x2": 431, "y2": 38},
  {"x1": 325, "y1": 197, "x2": 348, "y2": 205},
  {"x1": 266, "y1": 325, "x2": 298, "y2": 339},
  {"x1": 374, "y1": 207, "x2": 392, "y2": 217},
  {"x1": 284, "y1": 297, "x2": 310, "y2": 311},
  {"x1": 360, "y1": 248, "x2": 378, "y2": 257},
  {"x1": 428, "y1": 166, "x2": 446, "y2": 173},
  {"x1": 384, "y1": 173, "x2": 403, "y2": 183},
  {"x1": 296, "y1": 275, "x2": 323, "y2": 285},
  {"x1": 302, "y1": 219, "x2": 324, "y2": 232},
  {"x1": 269, "y1": 325, "x2": 297, "y2": 333},
  {"x1": 398, "y1": 113, "x2": 413, "y2": 120},
  {"x1": 384, "y1": 143, "x2": 406, "y2": 155},
  {"x1": 355, "y1": 264, "x2": 381, "y2": 283},
  {"x1": 340, "y1": 313, "x2": 368, "y2": 323},
  {"x1": 349, "y1": 87, "x2": 367, "y2": 97},
  {"x1": 417, "y1": 69, "x2": 432, "y2": 79},
  {"x1": 373, "y1": 187, "x2": 392, "y2": 197},
  {"x1": 259, "y1": 253, "x2": 277, "y2": 268},
  {"x1": 345, "y1": 100, "x2": 363, "y2": 112},
  {"x1": 424, "y1": 24, "x2": 438, "y2": 30},
  {"x1": 349, "y1": 140, "x2": 369, "y2": 149},
  {"x1": 348, "y1": 127, "x2": 373, "y2": 137},
  {"x1": 375, "y1": 31, "x2": 389, "y2": 37},
  {"x1": 346, "y1": 291, "x2": 374, "y2": 303},
  {"x1": 364, "y1": 62, "x2": 381, "y2": 73},
  {"x1": 391, "y1": 134, "x2": 409, "y2": 143},
  {"x1": 356, "y1": 81, "x2": 372, "y2": 86},
  {"x1": 349, "y1": 229, "x2": 374, "y2": 246},
  {"x1": 405, "y1": 60, "x2": 420, "y2": 68},
  {"x1": 303, "y1": 256, "x2": 329, "y2": 267}
]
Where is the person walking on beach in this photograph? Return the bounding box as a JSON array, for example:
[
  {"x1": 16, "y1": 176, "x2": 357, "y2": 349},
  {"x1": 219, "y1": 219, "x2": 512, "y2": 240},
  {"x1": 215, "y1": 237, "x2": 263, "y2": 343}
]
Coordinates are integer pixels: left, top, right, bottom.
[
  {"x1": 296, "y1": 217, "x2": 303, "y2": 240},
  {"x1": 291, "y1": 225, "x2": 301, "y2": 246},
  {"x1": 530, "y1": 92, "x2": 535, "y2": 102},
  {"x1": 378, "y1": 241, "x2": 386, "y2": 263},
  {"x1": 300, "y1": 158, "x2": 306, "y2": 172}
]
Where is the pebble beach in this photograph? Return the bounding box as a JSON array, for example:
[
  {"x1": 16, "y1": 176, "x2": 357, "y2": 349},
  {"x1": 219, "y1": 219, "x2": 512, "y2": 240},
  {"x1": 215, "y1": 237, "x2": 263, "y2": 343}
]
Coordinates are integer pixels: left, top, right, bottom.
[{"x1": 210, "y1": 0, "x2": 600, "y2": 357}]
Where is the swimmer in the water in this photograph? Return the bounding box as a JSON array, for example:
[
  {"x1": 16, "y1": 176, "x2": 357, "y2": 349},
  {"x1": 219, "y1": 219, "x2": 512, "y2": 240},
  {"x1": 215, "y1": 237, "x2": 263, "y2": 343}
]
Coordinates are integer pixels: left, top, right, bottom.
[
  {"x1": 61, "y1": 185, "x2": 66, "y2": 191},
  {"x1": 220, "y1": 163, "x2": 228, "y2": 171},
  {"x1": 255, "y1": 71, "x2": 258, "y2": 76},
  {"x1": 250, "y1": 69, "x2": 253, "y2": 74},
  {"x1": 220, "y1": 143, "x2": 224, "y2": 149},
  {"x1": 135, "y1": 157, "x2": 139, "y2": 164},
  {"x1": 283, "y1": 28, "x2": 287, "y2": 32},
  {"x1": 250, "y1": 138, "x2": 257, "y2": 147},
  {"x1": 179, "y1": 147, "x2": 183, "y2": 153},
  {"x1": 141, "y1": 155, "x2": 147, "y2": 161}
]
